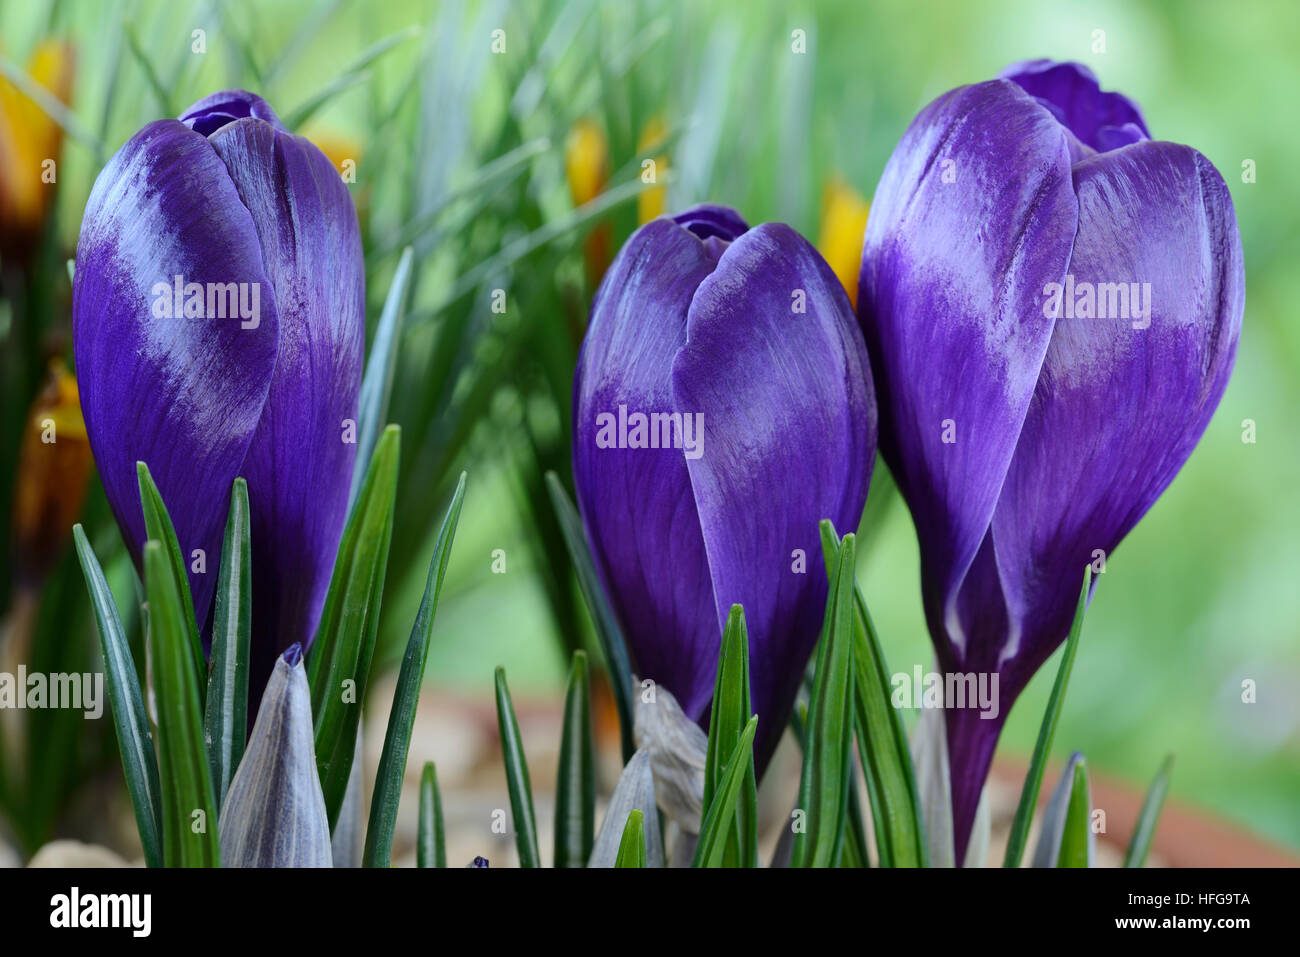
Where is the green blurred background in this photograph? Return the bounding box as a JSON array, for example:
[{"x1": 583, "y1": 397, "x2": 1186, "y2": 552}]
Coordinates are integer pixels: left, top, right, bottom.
[{"x1": 1, "y1": 0, "x2": 1296, "y2": 856}]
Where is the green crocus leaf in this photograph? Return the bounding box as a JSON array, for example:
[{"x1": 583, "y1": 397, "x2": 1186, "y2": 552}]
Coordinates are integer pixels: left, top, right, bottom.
[
  {"x1": 819, "y1": 520, "x2": 925, "y2": 867},
  {"x1": 544, "y1": 471, "x2": 635, "y2": 761},
  {"x1": 1003, "y1": 565, "x2": 1093, "y2": 868},
  {"x1": 791, "y1": 532, "x2": 857, "y2": 868},
  {"x1": 417, "y1": 762, "x2": 446, "y2": 868},
  {"x1": 554, "y1": 650, "x2": 596, "y2": 868},
  {"x1": 308, "y1": 425, "x2": 400, "y2": 829},
  {"x1": 137, "y1": 461, "x2": 205, "y2": 700},
  {"x1": 364, "y1": 472, "x2": 466, "y2": 867},
  {"x1": 495, "y1": 667, "x2": 541, "y2": 868},
  {"x1": 702, "y1": 604, "x2": 758, "y2": 867},
  {"x1": 144, "y1": 540, "x2": 220, "y2": 867},
  {"x1": 350, "y1": 246, "x2": 415, "y2": 507},
  {"x1": 691, "y1": 715, "x2": 758, "y2": 868},
  {"x1": 205, "y1": 477, "x2": 251, "y2": 810},
  {"x1": 73, "y1": 525, "x2": 162, "y2": 868},
  {"x1": 1124, "y1": 755, "x2": 1174, "y2": 868},
  {"x1": 615, "y1": 809, "x2": 646, "y2": 868},
  {"x1": 1058, "y1": 756, "x2": 1093, "y2": 868}
]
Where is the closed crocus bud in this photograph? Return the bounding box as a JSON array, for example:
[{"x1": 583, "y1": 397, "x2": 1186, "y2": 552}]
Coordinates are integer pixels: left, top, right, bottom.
[
  {"x1": 72, "y1": 90, "x2": 364, "y2": 699},
  {"x1": 859, "y1": 60, "x2": 1244, "y2": 859},
  {"x1": 573, "y1": 204, "x2": 877, "y2": 771},
  {"x1": 219, "y1": 643, "x2": 332, "y2": 867}
]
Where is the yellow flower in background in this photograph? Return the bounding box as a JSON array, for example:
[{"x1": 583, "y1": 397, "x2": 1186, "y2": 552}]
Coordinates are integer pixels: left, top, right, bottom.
[
  {"x1": 817, "y1": 176, "x2": 870, "y2": 309},
  {"x1": 565, "y1": 117, "x2": 612, "y2": 286},
  {"x1": 0, "y1": 40, "x2": 75, "y2": 254},
  {"x1": 636, "y1": 114, "x2": 668, "y2": 224},
  {"x1": 304, "y1": 127, "x2": 368, "y2": 226},
  {"x1": 307, "y1": 129, "x2": 363, "y2": 181},
  {"x1": 565, "y1": 117, "x2": 608, "y2": 207},
  {"x1": 12, "y1": 358, "x2": 91, "y2": 590}
]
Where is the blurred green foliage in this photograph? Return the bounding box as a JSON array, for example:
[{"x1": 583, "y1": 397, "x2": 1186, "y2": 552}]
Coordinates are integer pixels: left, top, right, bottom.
[{"x1": 1, "y1": 0, "x2": 1296, "y2": 855}]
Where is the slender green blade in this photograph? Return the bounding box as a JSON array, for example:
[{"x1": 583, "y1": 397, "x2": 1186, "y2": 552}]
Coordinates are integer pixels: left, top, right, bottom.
[
  {"x1": 417, "y1": 762, "x2": 446, "y2": 868},
  {"x1": 144, "y1": 542, "x2": 220, "y2": 867},
  {"x1": 614, "y1": 809, "x2": 645, "y2": 868},
  {"x1": 840, "y1": 768, "x2": 872, "y2": 868},
  {"x1": 137, "y1": 462, "x2": 206, "y2": 700},
  {"x1": 363, "y1": 473, "x2": 466, "y2": 867},
  {"x1": 554, "y1": 650, "x2": 595, "y2": 868},
  {"x1": 819, "y1": 521, "x2": 925, "y2": 867},
  {"x1": 691, "y1": 715, "x2": 758, "y2": 868},
  {"x1": 308, "y1": 426, "x2": 401, "y2": 828},
  {"x1": 495, "y1": 667, "x2": 541, "y2": 868},
  {"x1": 1058, "y1": 757, "x2": 1092, "y2": 868},
  {"x1": 703, "y1": 604, "x2": 758, "y2": 867},
  {"x1": 204, "y1": 478, "x2": 251, "y2": 810},
  {"x1": 282, "y1": 27, "x2": 420, "y2": 130},
  {"x1": 73, "y1": 525, "x2": 162, "y2": 868},
  {"x1": 1003, "y1": 565, "x2": 1093, "y2": 868},
  {"x1": 1124, "y1": 755, "x2": 1174, "y2": 868},
  {"x1": 123, "y1": 22, "x2": 174, "y2": 116},
  {"x1": 350, "y1": 247, "x2": 415, "y2": 507},
  {"x1": 791, "y1": 532, "x2": 857, "y2": 868},
  {"x1": 544, "y1": 472, "x2": 635, "y2": 760}
]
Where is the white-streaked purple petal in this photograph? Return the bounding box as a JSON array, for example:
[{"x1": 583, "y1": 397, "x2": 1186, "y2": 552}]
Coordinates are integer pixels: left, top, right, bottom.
[
  {"x1": 992, "y1": 140, "x2": 1243, "y2": 687},
  {"x1": 859, "y1": 78, "x2": 1078, "y2": 670},
  {"x1": 861, "y1": 63, "x2": 1244, "y2": 862},
  {"x1": 206, "y1": 118, "x2": 365, "y2": 700},
  {"x1": 72, "y1": 119, "x2": 280, "y2": 629},
  {"x1": 573, "y1": 217, "x2": 724, "y2": 726},
  {"x1": 672, "y1": 222, "x2": 874, "y2": 769}
]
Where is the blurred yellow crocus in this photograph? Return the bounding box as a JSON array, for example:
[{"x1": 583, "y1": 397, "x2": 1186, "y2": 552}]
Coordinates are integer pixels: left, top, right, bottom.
[
  {"x1": 305, "y1": 127, "x2": 368, "y2": 227},
  {"x1": 565, "y1": 117, "x2": 612, "y2": 285},
  {"x1": 817, "y1": 177, "x2": 870, "y2": 309},
  {"x1": 636, "y1": 114, "x2": 669, "y2": 224},
  {"x1": 0, "y1": 40, "x2": 75, "y2": 256},
  {"x1": 565, "y1": 117, "x2": 608, "y2": 207},
  {"x1": 12, "y1": 358, "x2": 92, "y2": 590}
]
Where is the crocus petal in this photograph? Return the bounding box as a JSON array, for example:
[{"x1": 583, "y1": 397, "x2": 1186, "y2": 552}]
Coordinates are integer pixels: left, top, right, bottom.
[
  {"x1": 573, "y1": 218, "x2": 724, "y2": 725},
  {"x1": 672, "y1": 223, "x2": 874, "y2": 769},
  {"x1": 995, "y1": 141, "x2": 1243, "y2": 687},
  {"x1": 179, "y1": 89, "x2": 286, "y2": 136},
  {"x1": 858, "y1": 79, "x2": 1079, "y2": 670},
  {"x1": 206, "y1": 118, "x2": 365, "y2": 698},
  {"x1": 72, "y1": 120, "x2": 280, "y2": 628},
  {"x1": 219, "y1": 645, "x2": 332, "y2": 867},
  {"x1": 945, "y1": 141, "x2": 1243, "y2": 856},
  {"x1": 999, "y1": 60, "x2": 1149, "y2": 154}
]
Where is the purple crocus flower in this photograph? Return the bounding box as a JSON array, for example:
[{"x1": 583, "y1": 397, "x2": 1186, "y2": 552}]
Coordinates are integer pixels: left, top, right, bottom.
[
  {"x1": 573, "y1": 204, "x2": 877, "y2": 771},
  {"x1": 72, "y1": 90, "x2": 363, "y2": 696},
  {"x1": 858, "y1": 60, "x2": 1244, "y2": 858}
]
